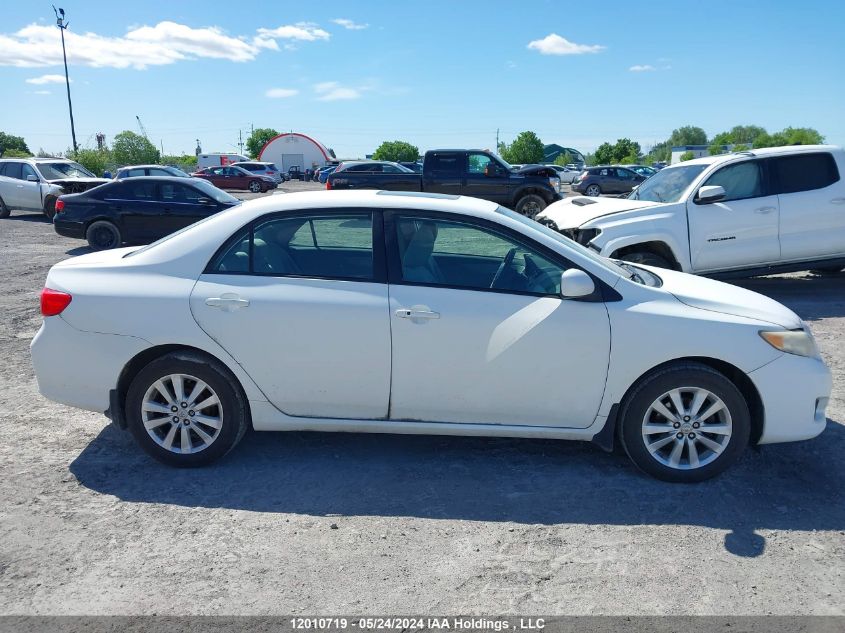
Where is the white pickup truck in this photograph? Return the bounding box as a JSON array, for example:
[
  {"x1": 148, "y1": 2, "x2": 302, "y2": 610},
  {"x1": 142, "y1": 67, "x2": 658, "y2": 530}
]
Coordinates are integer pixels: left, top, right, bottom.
[
  {"x1": 0, "y1": 158, "x2": 108, "y2": 219},
  {"x1": 537, "y1": 145, "x2": 845, "y2": 277}
]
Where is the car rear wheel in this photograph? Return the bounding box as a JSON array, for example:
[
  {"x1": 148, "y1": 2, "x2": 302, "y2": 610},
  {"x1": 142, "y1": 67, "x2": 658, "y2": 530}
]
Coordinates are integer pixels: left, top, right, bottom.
[
  {"x1": 85, "y1": 220, "x2": 122, "y2": 251},
  {"x1": 514, "y1": 194, "x2": 547, "y2": 219},
  {"x1": 0, "y1": 195, "x2": 9, "y2": 218},
  {"x1": 248, "y1": 180, "x2": 262, "y2": 193},
  {"x1": 125, "y1": 353, "x2": 248, "y2": 467},
  {"x1": 585, "y1": 184, "x2": 601, "y2": 197},
  {"x1": 619, "y1": 362, "x2": 750, "y2": 482}
]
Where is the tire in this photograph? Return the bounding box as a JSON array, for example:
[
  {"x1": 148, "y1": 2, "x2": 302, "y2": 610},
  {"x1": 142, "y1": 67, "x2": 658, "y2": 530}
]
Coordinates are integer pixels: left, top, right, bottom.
[
  {"x1": 44, "y1": 197, "x2": 57, "y2": 220},
  {"x1": 85, "y1": 220, "x2": 122, "y2": 251},
  {"x1": 585, "y1": 184, "x2": 602, "y2": 197},
  {"x1": 619, "y1": 362, "x2": 750, "y2": 483},
  {"x1": 514, "y1": 194, "x2": 547, "y2": 219},
  {"x1": 621, "y1": 251, "x2": 674, "y2": 269},
  {"x1": 125, "y1": 352, "x2": 249, "y2": 467},
  {"x1": 248, "y1": 180, "x2": 262, "y2": 193},
  {"x1": 0, "y1": 195, "x2": 9, "y2": 218}
]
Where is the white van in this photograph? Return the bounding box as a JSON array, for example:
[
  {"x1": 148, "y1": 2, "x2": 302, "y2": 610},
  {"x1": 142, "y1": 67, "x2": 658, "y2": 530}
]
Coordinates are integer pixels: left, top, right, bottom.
[{"x1": 197, "y1": 153, "x2": 249, "y2": 170}]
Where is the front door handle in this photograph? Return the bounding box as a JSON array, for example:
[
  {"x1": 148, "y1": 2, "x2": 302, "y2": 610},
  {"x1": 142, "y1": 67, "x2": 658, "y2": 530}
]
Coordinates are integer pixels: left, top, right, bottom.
[
  {"x1": 754, "y1": 206, "x2": 777, "y2": 214},
  {"x1": 205, "y1": 294, "x2": 250, "y2": 311},
  {"x1": 394, "y1": 308, "x2": 440, "y2": 320}
]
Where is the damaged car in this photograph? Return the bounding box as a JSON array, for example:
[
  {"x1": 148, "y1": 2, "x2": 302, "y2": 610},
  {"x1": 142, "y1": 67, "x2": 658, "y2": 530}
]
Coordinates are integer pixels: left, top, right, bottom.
[{"x1": 0, "y1": 158, "x2": 109, "y2": 219}]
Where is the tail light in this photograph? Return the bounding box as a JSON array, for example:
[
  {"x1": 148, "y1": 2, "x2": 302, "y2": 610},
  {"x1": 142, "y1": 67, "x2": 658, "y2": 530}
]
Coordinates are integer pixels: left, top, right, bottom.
[
  {"x1": 54, "y1": 199, "x2": 65, "y2": 213},
  {"x1": 326, "y1": 178, "x2": 332, "y2": 190},
  {"x1": 41, "y1": 288, "x2": 72, "y2": 316}
]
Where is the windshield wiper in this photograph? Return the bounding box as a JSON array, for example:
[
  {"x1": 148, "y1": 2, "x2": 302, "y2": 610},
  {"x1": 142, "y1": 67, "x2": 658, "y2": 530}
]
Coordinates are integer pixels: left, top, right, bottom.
[{"x1": 613, "y1": 260, "x2": 646, "y2": 284}]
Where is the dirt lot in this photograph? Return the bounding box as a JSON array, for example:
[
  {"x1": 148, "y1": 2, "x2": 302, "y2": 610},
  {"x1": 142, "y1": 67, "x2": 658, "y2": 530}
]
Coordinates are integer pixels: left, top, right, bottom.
[{"x1": 0, "y1": 186, "x2": 843, "y2": 615}]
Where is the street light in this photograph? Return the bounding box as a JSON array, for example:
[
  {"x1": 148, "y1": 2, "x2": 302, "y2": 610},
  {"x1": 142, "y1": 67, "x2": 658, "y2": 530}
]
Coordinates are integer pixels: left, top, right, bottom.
[{"x1": 53, "y1": 6, "x2": 78, "y2": 154}]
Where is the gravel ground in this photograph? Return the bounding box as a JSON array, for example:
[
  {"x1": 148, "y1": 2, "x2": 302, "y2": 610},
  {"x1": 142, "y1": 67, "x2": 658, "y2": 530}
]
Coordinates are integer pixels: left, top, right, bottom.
[{"x1": 0, "y1": 186, "x2": 842, "y2": 616}]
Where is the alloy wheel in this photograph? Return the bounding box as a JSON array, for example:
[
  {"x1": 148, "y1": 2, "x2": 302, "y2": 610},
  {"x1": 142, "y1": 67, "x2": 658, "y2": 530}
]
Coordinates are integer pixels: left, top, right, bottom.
[
  {"x1": 641, "y1": 386, "x2": 733, "y2": 470},
  {"x1": 586, "y1": 185, "x2": 601, "y2": 196},
  {"x1": 141, "y1": 373, "x2": 223, "y2": 454}
]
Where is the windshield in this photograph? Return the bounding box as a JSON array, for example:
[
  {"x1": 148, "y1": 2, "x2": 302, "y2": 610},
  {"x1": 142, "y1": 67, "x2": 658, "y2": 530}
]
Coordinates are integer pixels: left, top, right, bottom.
[
  {"x1": 192, "y1": 178, "x2": 241, "y2": 204},
  {"x1": 629, "y1": 164, "x2": 707, "y2": 203},
  {"x1": 36, "y1": 161, "x2": 96, "y2": 180},
  {"x1": 165, "y1": 166, "x2": 191, "y2": 178},
  {"x1": 497, "y1": 207, "x2": 630, "y2": 280}
]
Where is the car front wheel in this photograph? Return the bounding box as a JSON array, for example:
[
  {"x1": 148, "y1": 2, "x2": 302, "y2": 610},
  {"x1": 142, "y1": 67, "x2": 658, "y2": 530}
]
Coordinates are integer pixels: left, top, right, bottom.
[
  {"x1": 125, "y1": 352, "x2": 249, "y2": 467},
  {"x1": 248, "y1": 180, "x2": 262, "y2": 193},
  {"x1": 619, "y1": 362, "x2": 750, "y2": 482},
  {"x1": 514, "y1": 194, "x2": 547, "y2": 219}
]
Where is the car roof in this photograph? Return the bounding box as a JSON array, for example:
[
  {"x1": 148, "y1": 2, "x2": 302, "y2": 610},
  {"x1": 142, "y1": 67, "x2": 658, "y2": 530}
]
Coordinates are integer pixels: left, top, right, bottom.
[
  {"x1": 672, "y1": 144, "x2": 842, "y2": 169},
  {"x1": 232, "y1": 161, "x2": 274, "y2": 165},
  {"x1": 118, "y1": 164, "x2": 179, "y2": 170},
  {"x1": 107, "y1": 176, "x2": 202, "y2": 183},
  {"x1": 0, "y1": 157, "x2": 73, "y2": 163}
]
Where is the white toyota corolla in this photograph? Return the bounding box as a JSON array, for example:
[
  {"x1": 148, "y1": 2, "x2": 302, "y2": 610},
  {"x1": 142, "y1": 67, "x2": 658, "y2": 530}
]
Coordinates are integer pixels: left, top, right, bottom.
[{"x1": 31, "y1": 191, "x2": 831, "y2": 482}]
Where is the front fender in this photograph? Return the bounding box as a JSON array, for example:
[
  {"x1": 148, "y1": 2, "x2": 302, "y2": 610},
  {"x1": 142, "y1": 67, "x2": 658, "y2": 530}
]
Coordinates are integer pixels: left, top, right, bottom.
[{"x1": 596, "y1": 232, "x2": 690, "y2": 272}]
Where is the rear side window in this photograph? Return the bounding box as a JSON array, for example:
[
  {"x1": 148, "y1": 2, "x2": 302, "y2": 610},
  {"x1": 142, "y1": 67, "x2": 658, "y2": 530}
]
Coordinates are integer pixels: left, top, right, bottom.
[
  {"x1": 1, "y1": 162, "x2": 22, "y2": 179},
  {"x1": 105, "y1": 181, "x2": 156, "y2": 200},
  {"x1": 771, "y1": 153, "x2": 840, "y2": 194},
  {"x1": 209, "y1": 212, "x2": 374, "y2": 280},
  {"x1": 427, "y1": 153, "x2": 462, "y2": 176},
  {"x1": 703, "y1": 160, "x2": 764, "y2": 202}
]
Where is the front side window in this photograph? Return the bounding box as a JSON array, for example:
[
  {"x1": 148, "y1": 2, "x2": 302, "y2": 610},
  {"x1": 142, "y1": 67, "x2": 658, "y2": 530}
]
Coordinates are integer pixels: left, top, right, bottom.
[
  {"x1": 703, "y1": 160, "x2": 763, "y2": 202},
  {"x1": 467, "y1": 153, "x2": 493, "y2": 174},
  {"x1": 160, "y1": 183, "x2": 204, "y2": 203},
  {"x1": 126, "y1": 168, "x2": 146, "y2": 177},
  {"x1": 211, "y1": 212, "x2": 374, "y2": 280},
  {"x1": 771, "y1": 153, "x2": 840, "y2": 194},
  {"x1": 394, "y1": 216, "x2": 566, "y2": 295}
]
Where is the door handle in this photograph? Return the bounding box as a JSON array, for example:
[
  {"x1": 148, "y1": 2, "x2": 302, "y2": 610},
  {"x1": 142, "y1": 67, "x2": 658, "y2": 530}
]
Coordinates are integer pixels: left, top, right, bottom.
[
  {"x1": 831, "y1": 198, "x2": 845, "y2": 205},
  {"x1": 205, "y1": 294, "x2": 250, "y2": 311},
  {"x1": 394, "y1": 308, "x2": 440, "y2": 320},
  {"x1": 754, "y1": 206, "x2": 776, "y2": 214}
]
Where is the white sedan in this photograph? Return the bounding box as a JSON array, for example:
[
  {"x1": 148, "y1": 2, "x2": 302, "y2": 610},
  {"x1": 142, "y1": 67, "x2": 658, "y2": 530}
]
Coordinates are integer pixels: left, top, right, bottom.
[{"x1": 31, "y1": 190, "x2": 831, "y2": 482}]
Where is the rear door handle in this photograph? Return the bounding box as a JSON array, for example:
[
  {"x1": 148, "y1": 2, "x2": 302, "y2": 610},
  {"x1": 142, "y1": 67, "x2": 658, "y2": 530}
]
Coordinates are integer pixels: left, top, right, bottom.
[
  {"x1": 206, "y1": 294, "x2": 250, "y2": 311},
  {"x1": 394, "y1": 308, "x2": 440, "y2": 320},
  {"x1": 754, "y1": 206, "x2": 777, "y2": 214},
  {"x1": 831, "y1": 198, "x2": 845, "y2": 205}
]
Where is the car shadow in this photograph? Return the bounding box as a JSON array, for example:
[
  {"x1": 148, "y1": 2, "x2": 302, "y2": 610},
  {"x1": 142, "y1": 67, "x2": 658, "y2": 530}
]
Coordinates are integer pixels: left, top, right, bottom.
[
  {"x1": 3, "y1": 212, "x2": 50, "y2": 223},
  {"x1": 65, "y1": 245, "x2": 92, "y2": 256},
  {"x1": 69, "y1": 418, "x2": 844, "y2": 558},
  {"x1": 730, "y1": 273, "x2": 845, "y2": 321}
]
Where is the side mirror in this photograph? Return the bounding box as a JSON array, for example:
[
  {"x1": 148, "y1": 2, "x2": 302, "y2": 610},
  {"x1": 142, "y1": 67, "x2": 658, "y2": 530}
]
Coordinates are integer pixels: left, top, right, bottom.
[
  {"x1": 26, "y1": 174, "x2": 38, "y2": 182},
  {"x1": 484, "y1": 165, "x2": 500, "y2": 177},
  {"x1": 560, "y1": 269, "x2": 595, "y2": 299},
  {"x1": 697, "y1": 185, "x2": 726, "y2": 204}
]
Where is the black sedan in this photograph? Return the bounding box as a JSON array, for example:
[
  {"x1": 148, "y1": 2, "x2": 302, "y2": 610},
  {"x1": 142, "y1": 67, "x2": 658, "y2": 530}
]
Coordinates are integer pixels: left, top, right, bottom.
[{"x1": 53, "y1": 177, "x2": 241, "y2": 250}]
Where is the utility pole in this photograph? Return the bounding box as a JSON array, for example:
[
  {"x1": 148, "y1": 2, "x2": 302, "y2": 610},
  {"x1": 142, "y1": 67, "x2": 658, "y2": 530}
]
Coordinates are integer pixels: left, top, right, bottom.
[
  {"x1": 496, "y1": 128, "x2": 500, "y2": 151},
  {"x1": 53, "y1": 6, "x2": 78, "y2": 154},
  {"x1": 238, "y1": 130, "x2": 244, "y2": 155}
]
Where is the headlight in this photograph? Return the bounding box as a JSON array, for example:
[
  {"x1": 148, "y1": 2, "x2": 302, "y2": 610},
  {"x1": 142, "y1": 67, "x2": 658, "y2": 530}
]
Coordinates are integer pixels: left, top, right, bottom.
[
  {"x1": 550, "y1": 177, "x2": 561, "y2": 192},
  {"x1": 759, "y1": 328, "x2": 820, "y2": 358}
]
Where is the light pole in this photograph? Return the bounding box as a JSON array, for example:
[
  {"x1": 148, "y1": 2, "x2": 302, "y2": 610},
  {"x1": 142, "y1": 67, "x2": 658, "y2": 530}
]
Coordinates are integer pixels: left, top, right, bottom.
[{"x1": 53, "y1": 6, "x2": 78, "y2": 154}]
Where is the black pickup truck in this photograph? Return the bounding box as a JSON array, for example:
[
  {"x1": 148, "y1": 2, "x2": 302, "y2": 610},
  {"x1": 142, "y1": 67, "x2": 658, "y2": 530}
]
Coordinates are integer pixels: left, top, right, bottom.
[{"x1": 326, "y1": 149, "x2": 563, "y2": 217}]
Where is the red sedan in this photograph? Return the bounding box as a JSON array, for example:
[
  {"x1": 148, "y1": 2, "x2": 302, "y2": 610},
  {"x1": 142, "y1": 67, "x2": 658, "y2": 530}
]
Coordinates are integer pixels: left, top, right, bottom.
[{"x1": 192, "y1": 166, "x2": 276, "y2": 193}]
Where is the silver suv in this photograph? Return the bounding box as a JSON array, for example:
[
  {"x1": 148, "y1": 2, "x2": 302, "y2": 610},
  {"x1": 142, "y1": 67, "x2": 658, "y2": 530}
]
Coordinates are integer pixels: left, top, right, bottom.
[
  {"x1": 231, "y1": 161, "x2": 283, "y2": 183},
  {"x1": 0, "y1": 158, "x2": 108, "y2": 219}
]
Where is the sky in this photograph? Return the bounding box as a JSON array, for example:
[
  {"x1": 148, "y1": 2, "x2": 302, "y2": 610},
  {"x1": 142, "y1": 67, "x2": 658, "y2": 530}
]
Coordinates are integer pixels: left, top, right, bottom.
[{"x1": 2, "y1": 0, "x2": 843, "y2": 159}]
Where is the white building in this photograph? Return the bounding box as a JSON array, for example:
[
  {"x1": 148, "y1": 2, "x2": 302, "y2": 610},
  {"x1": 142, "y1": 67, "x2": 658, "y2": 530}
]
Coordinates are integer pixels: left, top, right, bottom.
[{"x1": 258, "y1": 133, "x2": 334, "y2": 172}]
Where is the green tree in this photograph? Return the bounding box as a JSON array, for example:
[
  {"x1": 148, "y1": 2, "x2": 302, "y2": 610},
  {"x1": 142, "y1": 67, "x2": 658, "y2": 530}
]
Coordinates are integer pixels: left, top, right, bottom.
[
  {"x1": 372, "y1": 140, "x2": 420, "y2": 162},
  {"x1": 0, "y1": 148, "x2": 32, "y2": 158},
  {"x1": 679, "y1": 151, "x2": 695, "y2": 162},
  {"x1": 499, "y1": 131, "x2": 544, "y2": 164},
  {"x1": 72, "y1": 148, "x2": 110, "y2": 176},
  {"x1": 731, "y1": 144, "x2": 750, "y2": 152},
  {"x1": 779, "y1": 127, "x2": 824, "y2": 145},
  {"x1": 729, "y1": 125, "x2": 767, "y2": 145},
  {"x1": 554, "y1": 151, "x2": 574, "y2": 167},
  {"x1": 708, "y1": 143, "x2": 725, "y2": 156},
  {"x1": 669, "y1": 126, "x2": 707, "y2": 147},
  {"x1": 592, "y1": 142, "x2": 615, "y2": 165},
  {"x1": 0, "y1": 132, "x2": 30, "y2": 156},
  {"x1": 592, "y1": 138, "x2": 641, "y2": 165},
  {"x1": 245, "y1": 127, "x2": 279, "y2": 159},
  {"x1": 161, "y1": 154, "x2": 198, "y2": 170},
  {"x1": 111, "y1": 130, "x2": 160, "y2": 165}
]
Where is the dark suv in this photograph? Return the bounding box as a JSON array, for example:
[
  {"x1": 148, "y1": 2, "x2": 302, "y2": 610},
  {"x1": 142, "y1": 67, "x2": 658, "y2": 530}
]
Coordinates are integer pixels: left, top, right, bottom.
[{"x1": 572, "y1": 165, "x2": 646, "y2": 197}]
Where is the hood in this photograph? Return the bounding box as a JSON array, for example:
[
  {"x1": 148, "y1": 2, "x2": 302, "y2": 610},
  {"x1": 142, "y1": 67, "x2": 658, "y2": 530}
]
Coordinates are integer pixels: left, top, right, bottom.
[
  {"x1": 49, "y1": 178, "x2": 109, "y2": 194},
  {"x1": 516, "y1": 164, "x2": 557, "y2": 177},
  {"x1": 537, "y1": 196, "x2": 662, "y2": 229},
  {"x1": 646, "y1": 266, "x2": 802, "y2": 329}
]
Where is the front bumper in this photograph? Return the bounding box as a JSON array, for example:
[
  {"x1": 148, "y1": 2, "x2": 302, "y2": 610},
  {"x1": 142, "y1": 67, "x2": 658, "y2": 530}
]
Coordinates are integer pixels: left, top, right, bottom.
[{"x1": 749, "y1": 352, "x2": 832, "y2": 444}]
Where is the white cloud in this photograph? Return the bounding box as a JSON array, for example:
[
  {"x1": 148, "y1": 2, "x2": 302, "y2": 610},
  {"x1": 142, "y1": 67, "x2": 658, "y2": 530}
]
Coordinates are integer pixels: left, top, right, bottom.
[
  {"x1": 0, "y1": 20, "x2": 329, "y2": 69},
  {"x1": 527, "y1": 33, "x2": 604, "y2": 55},
  {"x1": 332, "y1": 19, "x2": 369, "y2": 30},
  {"x1": 629, "y1": 64, "x2": 656, "y2": 72},
  {"x1": 256, "y1": 22, "x2": 330, "y2": 42},
  {"x1": 265, "y1": 87, "x2": 299, "y2": 98},
  {"x1": 33, "y1": 89, "x2": 51, "y2": 95},
  {"x1": 314, "y1": 81, "x2": 362, "y2": 101},
  {"x1": 26, "y1": 73, "x2": 69, "y2": 84}
]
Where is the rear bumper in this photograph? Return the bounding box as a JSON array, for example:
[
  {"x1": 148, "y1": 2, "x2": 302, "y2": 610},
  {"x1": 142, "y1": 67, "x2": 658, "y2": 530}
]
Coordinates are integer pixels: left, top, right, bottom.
[
  {"x1": 30, "y1": 316, "x2": 150, "y2": 415},
  {"x1": 53, "y1": 218, "x2": 85, "y2": 239},
  {"x1": 749, "y1": 353, "x2": 832, "y2": 444}
]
